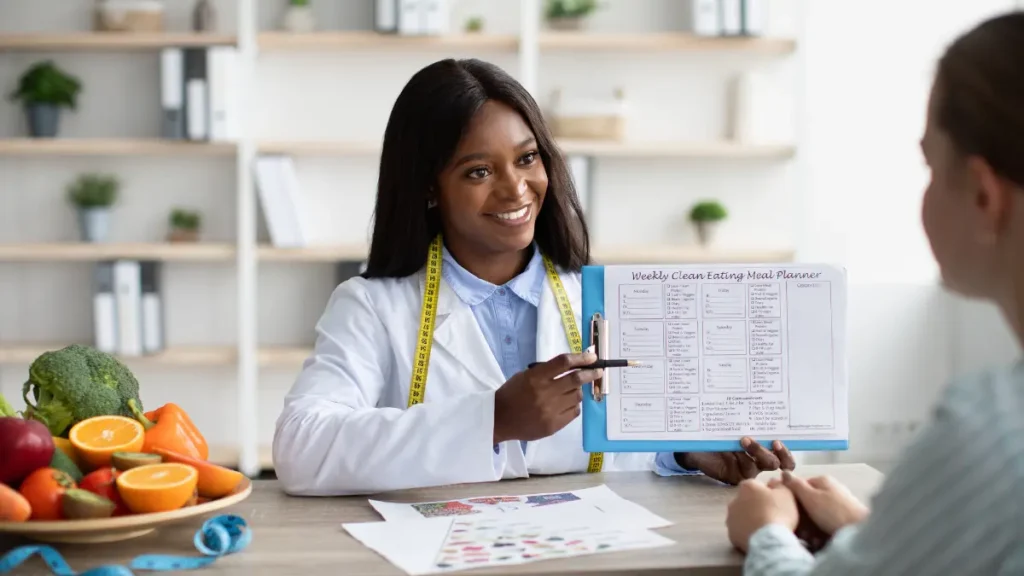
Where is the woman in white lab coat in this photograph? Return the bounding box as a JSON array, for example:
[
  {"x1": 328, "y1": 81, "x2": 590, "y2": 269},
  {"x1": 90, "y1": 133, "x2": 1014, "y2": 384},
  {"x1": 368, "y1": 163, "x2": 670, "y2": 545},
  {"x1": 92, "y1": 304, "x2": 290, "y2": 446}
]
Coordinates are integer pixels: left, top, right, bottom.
[{"x1": 271, "y1": 58, "x2": 796, "y2": 496}]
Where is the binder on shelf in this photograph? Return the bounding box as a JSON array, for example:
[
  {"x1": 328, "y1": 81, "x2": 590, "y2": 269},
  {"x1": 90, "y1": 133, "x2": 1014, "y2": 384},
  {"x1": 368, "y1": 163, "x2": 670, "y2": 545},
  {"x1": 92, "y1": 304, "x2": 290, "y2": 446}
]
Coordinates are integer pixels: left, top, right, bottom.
[
  {"x1": 375, "y1": 0, "x2": 398, "y2": 33},
  {"x1": 183, "y1": 47, "x2": 209, "y2": 141},
  {"x1": 719, "y1": 0, "x2": 743, "y2": 36},
  {"x1": 113, "y1": 260, "x2": 143, "y2": 357},
  {"x1": 579, "y1": 262, "x2": 849, "y2": 454},
  {"x1": 92, "y1": 261, "x2": 118, "y2": 354},
  {"x1": 140, "y1": 261, "x2": 164, "y2": 354},
  {"x1": 159, "y1": 48, "x2": 185, "y2": 139}
]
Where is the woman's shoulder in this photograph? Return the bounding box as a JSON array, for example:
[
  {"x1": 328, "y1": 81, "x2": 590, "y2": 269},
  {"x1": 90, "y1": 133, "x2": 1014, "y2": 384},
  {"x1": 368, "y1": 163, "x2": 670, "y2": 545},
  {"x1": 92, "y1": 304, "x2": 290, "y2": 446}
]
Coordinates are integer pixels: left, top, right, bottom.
[{"x1": 326, "y1": 271, "x2": 422, "y2": 315}]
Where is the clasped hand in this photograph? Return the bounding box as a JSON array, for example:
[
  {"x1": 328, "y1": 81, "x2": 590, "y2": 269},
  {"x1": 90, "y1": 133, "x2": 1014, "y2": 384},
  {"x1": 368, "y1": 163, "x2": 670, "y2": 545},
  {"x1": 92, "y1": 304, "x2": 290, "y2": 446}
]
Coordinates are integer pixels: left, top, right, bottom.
[{"x1": 726, "y1": 470, "x2": 870, "y2": 553}]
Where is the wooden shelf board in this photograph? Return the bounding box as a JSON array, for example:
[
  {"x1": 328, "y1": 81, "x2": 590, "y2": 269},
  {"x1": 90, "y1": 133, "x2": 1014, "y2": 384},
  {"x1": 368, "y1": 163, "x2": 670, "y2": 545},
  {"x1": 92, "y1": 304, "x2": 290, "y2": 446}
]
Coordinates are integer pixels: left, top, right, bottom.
[
  {"x1": 258, "y1": 139, "x2": 794, "y2": 159},
  {"x1": 0, "y1": 243, "x2": 236, "y2": 262},
  {"x1": 257, "y1": 141, "x2": 380, "y2": 156},
  {"x1": 539, "y1": 32, "x2": 796, "y2": 53},
  {"x1": 258, "y1": 31, "x2": 517, "y2": 51},
  {"x1": 258, "y1": 244, "x2": 368, "y2": 262},
  {"x1": 592, "y1": 246, "x2": 795, "y2": 264},
  {"x1": 0, "y1": 32, "x2": 237, "y2": 50},
  {"x1": 0, "y1": 343, "x2": 310, "y2": 369},
  {"x1": 557, "y1": 139, "x2": 796, "y2": 158},
  {"x1": 0, "y1": 139, "x2": 236, "y2": 156},
  {"x1": 0, "y1": 344, "x2": 236, "y2": 366}
]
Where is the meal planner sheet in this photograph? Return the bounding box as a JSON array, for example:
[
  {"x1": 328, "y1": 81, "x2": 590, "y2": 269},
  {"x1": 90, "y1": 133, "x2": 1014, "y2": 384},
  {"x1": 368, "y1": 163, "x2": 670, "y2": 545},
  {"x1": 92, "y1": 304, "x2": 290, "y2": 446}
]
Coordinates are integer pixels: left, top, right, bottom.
[{"x1": 603, "y1": 264, "x2": 848, "y2": 443}]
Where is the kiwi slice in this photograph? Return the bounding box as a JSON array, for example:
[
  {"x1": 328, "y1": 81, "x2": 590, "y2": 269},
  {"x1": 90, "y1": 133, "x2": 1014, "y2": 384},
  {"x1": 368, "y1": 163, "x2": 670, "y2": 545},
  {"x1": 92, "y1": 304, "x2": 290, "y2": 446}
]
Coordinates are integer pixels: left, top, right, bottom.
[
  {"x1": 62, "y1": 489, "x2": 116, "y2": 520},
  {"x1": 111, "y1": 451, "x2": 162, "y2": 471}
]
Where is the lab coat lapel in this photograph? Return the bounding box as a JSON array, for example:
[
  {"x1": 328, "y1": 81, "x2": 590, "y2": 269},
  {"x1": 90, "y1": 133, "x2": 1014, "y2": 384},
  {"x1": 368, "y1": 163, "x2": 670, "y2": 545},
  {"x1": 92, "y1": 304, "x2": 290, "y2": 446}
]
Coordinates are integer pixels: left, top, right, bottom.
[
  {"x1": 429, "y1": 273, "x2": 507, "y2": 390},
  {"x1": 535, "y1": 271, "x2": 581, "y2": 364}
]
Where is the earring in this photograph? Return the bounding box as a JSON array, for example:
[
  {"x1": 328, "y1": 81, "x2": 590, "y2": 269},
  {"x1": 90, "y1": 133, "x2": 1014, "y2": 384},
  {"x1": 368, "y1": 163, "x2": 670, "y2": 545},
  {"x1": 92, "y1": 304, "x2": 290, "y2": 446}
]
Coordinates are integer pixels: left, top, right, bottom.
[{"x1": 427, "y1": 199, "x2": 438, "y2": 209}]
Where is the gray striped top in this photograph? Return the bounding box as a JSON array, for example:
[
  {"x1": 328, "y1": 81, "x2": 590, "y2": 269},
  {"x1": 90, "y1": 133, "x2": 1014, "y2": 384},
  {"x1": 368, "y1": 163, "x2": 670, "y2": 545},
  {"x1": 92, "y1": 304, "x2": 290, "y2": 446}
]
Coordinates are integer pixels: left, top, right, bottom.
[{"x1": 744, "y1": 360, "x2": 1024, "y2": 575}]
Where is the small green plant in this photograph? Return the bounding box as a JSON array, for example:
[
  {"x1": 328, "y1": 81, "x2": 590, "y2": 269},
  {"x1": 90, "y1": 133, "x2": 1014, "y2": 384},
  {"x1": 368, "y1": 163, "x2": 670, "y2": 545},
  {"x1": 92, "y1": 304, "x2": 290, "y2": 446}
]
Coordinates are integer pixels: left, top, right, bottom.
[
  {"x1": 545, "y1": 0, "x2": 599, "y2": 19},
  {"x1": 689, "y1": 200, "x2": 728, "y2": 223},
  {"x1": 465, "y1": 16, "x2": 484, "y2": 32},
  {"x1": 67, "y1": 174, "x2": 118, "y2": 208},
  {"x1": 169, "y1": 208, "x2": 202, "y2": 231},
  {"x1": 8, "y1": 60, "x2": 82, "y2": 109},
  {"x1": 288, "y1": 0, "x2": 309, "y2": 6}
]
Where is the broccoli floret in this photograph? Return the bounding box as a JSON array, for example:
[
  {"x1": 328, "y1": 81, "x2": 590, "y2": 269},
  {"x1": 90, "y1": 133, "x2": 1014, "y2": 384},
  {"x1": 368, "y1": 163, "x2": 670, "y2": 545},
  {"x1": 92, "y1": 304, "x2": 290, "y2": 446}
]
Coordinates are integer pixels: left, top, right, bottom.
[{"x1": 22, "y1": 344, "x2": 143, "y2": 437}]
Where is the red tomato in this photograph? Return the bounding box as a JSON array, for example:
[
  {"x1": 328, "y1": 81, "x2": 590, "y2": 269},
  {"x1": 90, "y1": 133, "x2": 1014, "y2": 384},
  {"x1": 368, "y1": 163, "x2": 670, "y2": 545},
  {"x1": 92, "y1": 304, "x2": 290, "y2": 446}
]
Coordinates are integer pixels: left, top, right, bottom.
[
  {"x1": 79, "y1": 468, "x2": 129, "y2": 516},
  {"x1": 19, "y1": 467, "x2": 76, "y2": 520}
]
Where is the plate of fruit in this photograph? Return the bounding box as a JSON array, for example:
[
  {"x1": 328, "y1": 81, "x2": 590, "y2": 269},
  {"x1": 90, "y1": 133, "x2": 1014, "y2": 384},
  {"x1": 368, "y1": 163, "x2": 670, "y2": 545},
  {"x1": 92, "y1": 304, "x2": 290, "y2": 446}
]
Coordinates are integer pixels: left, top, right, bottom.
[{"x1": 0, "y1": 345, "x2": 252, "y2": 543}]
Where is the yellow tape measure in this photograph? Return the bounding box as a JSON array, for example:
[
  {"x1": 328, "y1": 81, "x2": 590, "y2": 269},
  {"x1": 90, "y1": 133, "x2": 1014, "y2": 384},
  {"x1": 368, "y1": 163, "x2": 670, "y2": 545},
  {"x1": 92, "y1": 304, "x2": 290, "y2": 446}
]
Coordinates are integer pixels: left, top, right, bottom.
[{"x1": 407, "y1": 235, "x2": 603, "y2": 473}]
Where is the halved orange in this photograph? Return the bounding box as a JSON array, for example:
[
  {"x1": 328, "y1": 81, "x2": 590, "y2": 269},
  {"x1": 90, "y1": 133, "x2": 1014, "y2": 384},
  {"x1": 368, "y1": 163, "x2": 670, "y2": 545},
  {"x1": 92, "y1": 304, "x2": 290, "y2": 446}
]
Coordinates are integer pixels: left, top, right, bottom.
[
  {"x1": 69, "y1": 415, "x2": 145, "y2": 471},
  {"x1": 115, "y1": 463, "x2": 199, "y2": 514}
]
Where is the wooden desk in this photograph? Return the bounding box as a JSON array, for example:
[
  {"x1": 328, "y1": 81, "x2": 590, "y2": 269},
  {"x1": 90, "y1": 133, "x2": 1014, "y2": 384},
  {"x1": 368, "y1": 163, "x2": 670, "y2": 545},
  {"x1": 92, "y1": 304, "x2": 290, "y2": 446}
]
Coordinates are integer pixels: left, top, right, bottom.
[{"x1": 1, "y1": 464, "x2": 883, "y2": 575}]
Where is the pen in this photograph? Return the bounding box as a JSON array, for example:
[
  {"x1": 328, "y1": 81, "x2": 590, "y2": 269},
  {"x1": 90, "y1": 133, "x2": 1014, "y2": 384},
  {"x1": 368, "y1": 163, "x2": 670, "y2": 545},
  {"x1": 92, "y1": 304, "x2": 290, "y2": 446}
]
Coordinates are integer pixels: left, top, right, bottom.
[{"x1": 527, "y1": 359, "x2": 641, "y2": 370}]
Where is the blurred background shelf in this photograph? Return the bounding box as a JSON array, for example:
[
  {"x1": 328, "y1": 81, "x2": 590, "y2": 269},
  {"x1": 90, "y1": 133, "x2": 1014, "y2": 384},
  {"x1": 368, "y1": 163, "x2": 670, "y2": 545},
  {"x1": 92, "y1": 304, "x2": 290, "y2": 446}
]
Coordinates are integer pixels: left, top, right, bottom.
[
  {"x1": 537, "y1": 32, "x2": 796, "y2": 52},
  {"x1": 0, "y1": 32, "x2": 238, "y2": 50},
  {"x1": 0, "y1": 344, "x2": 310, "y2": 369},
  {"x1": 258, "y1": 31, "x2": 518, "y2": 51},
  {"x1": 0, "y1": 139, "x2": 236, "y2": 157},
  {"x1": 0, "y1": 243, "x2": 236, "y2": 262},
  {"x1": 256, "y1": 139, "x2": 795, "y2": 159}
]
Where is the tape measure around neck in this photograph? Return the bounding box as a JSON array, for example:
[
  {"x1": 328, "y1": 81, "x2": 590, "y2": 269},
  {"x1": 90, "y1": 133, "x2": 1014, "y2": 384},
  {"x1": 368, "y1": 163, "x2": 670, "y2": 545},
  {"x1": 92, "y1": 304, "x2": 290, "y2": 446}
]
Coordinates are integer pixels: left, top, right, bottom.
[
  {"x1": 0, "y1": 514, "x2": 250, "y2": 576},
  {"x1": 407, "y1": 235, "x2": 603, "y2": 474}
]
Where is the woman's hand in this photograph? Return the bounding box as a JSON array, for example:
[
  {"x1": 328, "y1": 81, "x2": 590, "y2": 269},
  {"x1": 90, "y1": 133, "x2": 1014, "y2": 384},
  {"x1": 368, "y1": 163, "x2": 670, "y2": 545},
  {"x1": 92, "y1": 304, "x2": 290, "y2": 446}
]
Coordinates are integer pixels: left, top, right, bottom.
[
  {"x1": 780, "y1": 471, "x2": 869, "y2": 534},
  {"x1": 725, "y1": 479, "x2": 799, "y2": 553},
  {"x1": 675, "y1": 438, "x2": 796, "y2": 485},
  {"x1": 492, "y1": 352, "x2": 602, "y2": 444}
]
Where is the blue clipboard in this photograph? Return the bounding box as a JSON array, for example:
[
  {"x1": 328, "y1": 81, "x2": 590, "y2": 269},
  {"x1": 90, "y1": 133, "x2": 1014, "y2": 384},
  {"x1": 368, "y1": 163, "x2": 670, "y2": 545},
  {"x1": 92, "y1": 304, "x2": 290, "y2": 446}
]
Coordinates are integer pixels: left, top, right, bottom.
[{"x1": 581, "y1": 264, "x2": 849, "y2": 454}]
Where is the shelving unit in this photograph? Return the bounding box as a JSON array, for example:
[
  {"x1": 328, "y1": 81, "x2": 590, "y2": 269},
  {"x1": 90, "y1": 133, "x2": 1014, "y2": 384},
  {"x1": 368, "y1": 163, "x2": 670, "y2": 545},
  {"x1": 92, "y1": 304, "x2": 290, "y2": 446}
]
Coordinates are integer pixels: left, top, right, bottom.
[
  {"x1": 0, "y1": 32, "x2": 237, "y2": 50},
  {"x1": 0, "y1": 0, "x2": 803, "y2": 477},
  {"x1": 0, "y1": 139, "x2": 236, "y2": 157}
]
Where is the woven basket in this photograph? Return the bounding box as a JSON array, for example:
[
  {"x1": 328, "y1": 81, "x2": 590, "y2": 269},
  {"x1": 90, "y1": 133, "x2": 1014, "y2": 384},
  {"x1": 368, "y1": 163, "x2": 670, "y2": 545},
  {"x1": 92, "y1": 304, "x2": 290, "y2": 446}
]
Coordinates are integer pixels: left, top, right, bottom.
[
  {"x1": 94, "y1": 0, "x2": 165, "y2": 32},
  {"x1": 549, "y1": 88, "x2": 627, "y2": 141}
]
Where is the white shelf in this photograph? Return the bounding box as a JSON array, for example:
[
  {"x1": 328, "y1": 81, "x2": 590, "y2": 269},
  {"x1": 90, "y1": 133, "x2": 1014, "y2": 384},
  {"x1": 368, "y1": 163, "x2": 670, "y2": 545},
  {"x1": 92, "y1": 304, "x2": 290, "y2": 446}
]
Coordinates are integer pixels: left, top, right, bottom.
[
  {"x1": 0, "y1": 32, "x2": 237, "y2": 51},
  {"x1": 592, "y1": 245, "x2": 795, "y2": 264},
  {"x1": 0, "y1": 139, "x2": 236, "y2": 157},
  {"x1": 0, "y1": 243, "x2": 236, "y2": 262},
  {"x1": 538, "y1": 32, "x2": 796, "y2": 53},
  {"x1": 257, "y1": 139, "x2": 795, "y2": 159},
  {"x1": 258, "y1": 31, "x2": 518, "y2": 51},
  {"x1": 0, "y1": 343, "x2": 310, "y2": 369}
]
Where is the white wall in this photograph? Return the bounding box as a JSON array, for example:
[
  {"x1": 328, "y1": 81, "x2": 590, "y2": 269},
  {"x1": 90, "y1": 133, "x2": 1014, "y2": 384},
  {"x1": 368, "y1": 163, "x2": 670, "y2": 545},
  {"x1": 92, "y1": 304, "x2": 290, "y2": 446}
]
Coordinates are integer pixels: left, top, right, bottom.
[
  {"x1": 1, "y1": 0, "x2": 1020, "y2": 471},
  {"x1": 797, "y1": 0, "x2": 1021, "y2": 466}
]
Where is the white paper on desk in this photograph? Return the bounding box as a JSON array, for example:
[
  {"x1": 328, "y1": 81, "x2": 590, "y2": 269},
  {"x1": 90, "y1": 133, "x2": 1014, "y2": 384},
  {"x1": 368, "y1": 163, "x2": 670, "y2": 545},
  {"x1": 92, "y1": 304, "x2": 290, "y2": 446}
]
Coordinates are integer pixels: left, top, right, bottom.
[
  {"x1": 368, "y1": 484, "x2": 671, "y2": 528},
  {"x1": 343, "y1": 501, "x2": 675, "y2": 575}
]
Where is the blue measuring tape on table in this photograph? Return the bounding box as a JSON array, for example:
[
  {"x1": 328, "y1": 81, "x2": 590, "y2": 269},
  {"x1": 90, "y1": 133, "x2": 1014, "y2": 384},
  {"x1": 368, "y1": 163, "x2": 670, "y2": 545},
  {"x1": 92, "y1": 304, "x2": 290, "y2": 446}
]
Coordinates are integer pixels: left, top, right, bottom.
[{"x1": 0, "y1": 514, "x2": 251, "y2": 575}]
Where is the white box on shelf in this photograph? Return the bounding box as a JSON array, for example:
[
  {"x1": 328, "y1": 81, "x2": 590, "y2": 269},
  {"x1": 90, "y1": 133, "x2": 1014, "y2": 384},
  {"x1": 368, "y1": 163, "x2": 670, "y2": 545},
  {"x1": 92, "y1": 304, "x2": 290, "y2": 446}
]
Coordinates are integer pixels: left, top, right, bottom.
[{"x1": 549, "y1": 88, "x2": 628, "y2": 141}]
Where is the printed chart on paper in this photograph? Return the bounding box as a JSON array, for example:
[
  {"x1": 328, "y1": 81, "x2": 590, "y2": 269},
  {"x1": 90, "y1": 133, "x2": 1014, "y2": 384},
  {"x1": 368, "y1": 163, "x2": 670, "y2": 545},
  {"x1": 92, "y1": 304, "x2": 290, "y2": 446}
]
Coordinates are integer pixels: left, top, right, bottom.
[{"x1": 603, "y1": 264, "x2": 848, "y2": 442}]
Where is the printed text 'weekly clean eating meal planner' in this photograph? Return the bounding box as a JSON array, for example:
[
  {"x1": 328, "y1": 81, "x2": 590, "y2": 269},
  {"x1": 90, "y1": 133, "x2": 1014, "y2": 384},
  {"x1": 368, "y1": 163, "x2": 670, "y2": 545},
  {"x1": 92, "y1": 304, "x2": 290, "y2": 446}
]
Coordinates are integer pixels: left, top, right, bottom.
[{"x1": 603, "y1": 265, "x2": 848, "y2": 442}]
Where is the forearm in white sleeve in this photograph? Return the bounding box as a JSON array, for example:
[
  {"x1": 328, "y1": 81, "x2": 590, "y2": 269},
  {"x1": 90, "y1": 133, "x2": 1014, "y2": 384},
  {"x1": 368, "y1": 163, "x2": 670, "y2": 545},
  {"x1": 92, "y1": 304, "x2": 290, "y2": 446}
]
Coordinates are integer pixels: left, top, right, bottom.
[{"x1": 272, "y1": 279, "x2": 504, "y2": 496}]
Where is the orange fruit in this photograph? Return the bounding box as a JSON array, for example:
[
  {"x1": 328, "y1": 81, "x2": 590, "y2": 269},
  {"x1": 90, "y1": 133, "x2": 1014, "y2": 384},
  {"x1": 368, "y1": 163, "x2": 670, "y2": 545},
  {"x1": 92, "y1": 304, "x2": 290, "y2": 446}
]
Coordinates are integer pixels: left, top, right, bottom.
[
  {"x1": 152, "y1": 447, "x2": 244, "y2": 499},
  {"x1": 115, "y1": 463, "x2": 198, "y2": 514},
  {"x1": 69, "y1": 416, "x2": 145, "y2": 471}
]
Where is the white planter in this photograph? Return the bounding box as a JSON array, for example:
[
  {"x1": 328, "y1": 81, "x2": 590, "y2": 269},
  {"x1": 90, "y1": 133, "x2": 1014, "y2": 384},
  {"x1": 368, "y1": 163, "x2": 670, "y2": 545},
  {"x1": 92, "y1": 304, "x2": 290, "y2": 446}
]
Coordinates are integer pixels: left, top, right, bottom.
[
  {"x1": 694, "y1": 221, "x2": 719, "y2": 246},
  {"x1": 78, "y1": 207, "x2": 112, "y2": 242},
  {"x1": 282, "y1": 6, "x2": 315, "y2": 32}
]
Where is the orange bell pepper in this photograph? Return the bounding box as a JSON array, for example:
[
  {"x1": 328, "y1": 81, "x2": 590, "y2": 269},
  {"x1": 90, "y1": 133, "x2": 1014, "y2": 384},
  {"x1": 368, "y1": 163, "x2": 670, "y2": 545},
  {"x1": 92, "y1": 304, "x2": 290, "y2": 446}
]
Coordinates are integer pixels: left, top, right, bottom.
[{"x1": 128, "y1": 400, "x2": 208, "y2": 461}]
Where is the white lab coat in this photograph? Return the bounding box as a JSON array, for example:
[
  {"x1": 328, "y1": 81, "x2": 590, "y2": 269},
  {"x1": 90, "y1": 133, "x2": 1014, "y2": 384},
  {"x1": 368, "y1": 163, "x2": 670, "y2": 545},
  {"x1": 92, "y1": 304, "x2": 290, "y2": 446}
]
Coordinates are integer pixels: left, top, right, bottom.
[{"x1": 272, "y1": 265, "x2": 658, "y2": 496}]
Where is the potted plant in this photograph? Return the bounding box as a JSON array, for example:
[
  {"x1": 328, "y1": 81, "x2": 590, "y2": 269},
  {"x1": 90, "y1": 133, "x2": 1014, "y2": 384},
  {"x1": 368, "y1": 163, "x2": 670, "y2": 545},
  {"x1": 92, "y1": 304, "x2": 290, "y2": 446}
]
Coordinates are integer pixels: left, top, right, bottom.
[
  {"x1": 689, "y1": 200, "x2": 727, "y2": 246},
  {"x1": 67, "y1": 174, "x2": 119, "y2": 242},
  {"x1": 8, "y1": 60, "x2": 82, "y2": 138},
  {"x1": 282, "y1": 0, "x2": 315, "y2": 32},
  {"x1": 168, "y1": 208, "x2": 202, "y2": 242},
  {"x1": 545, "y1": 0, "x2": 600, "y2": 30},
  {"x1": 465, "y1": 16, "x2": 484, "y2": 33}
]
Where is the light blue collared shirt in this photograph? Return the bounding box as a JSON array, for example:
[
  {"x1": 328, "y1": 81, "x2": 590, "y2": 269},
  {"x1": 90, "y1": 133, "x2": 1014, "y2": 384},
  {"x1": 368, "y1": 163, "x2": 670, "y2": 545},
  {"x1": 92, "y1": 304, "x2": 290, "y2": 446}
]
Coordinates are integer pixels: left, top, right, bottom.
[{"x1": 440, "y1": 244, "x2": 689, "y2": 475}]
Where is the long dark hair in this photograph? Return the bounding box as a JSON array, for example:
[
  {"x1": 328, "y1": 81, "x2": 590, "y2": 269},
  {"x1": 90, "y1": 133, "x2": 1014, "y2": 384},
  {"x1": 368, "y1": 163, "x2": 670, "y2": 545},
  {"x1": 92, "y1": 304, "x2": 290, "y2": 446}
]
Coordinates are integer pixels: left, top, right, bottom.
[
  {"x1": 362, "y1": 58, "x2": 590, "y2": 278},
  {"x1": 934, "y1": 11, "x2": 1024, "y2": 187}
]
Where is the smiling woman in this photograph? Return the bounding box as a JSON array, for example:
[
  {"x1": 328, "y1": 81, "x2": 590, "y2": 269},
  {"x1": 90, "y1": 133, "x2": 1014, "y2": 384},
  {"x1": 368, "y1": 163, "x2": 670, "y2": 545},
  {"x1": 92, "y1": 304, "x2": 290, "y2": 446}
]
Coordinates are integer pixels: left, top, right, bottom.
[{"x1": 270, "y1": 58, "x2": 794, "y2": 497}]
